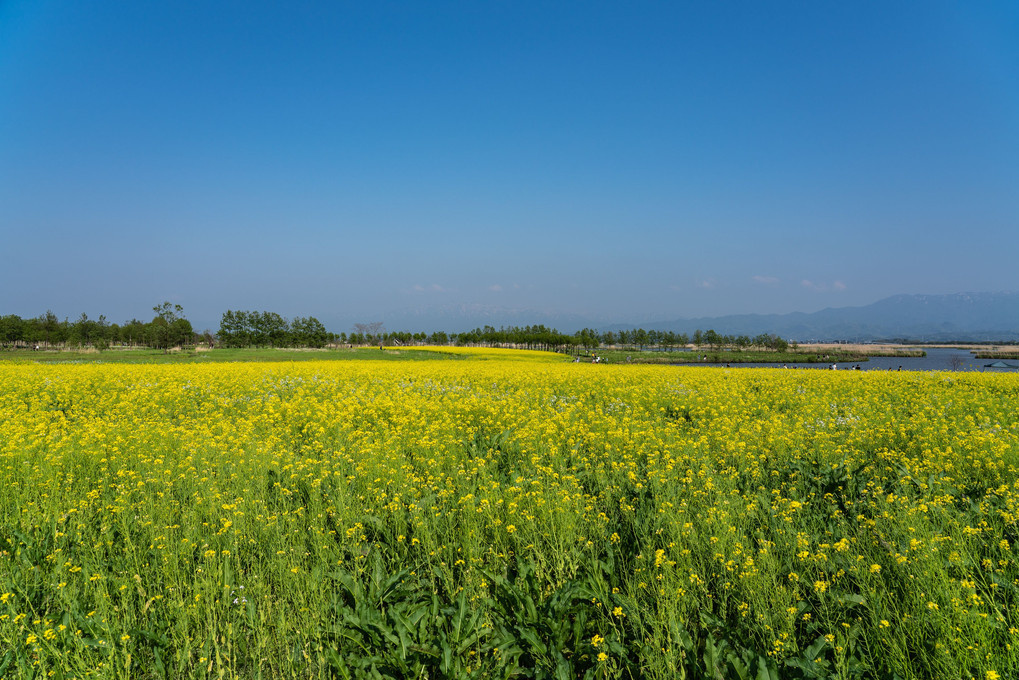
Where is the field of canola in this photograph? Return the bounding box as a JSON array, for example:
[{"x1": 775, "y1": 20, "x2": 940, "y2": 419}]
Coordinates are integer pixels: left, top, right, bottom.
[{"x1": 1, "y1": 348, "x2": 1018, "y2": 679}]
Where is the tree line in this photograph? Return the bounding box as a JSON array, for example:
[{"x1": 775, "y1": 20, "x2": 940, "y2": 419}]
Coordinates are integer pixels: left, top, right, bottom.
[
  {"x1": 446, "y1": 325, "x2": 790, "y2": 352},
  {"x1": 0, "y1": 303, "x2": 197, "y2": 351},
  {"x1": 218, "y1": 310, "x2": 332, "y2": 348},
  {"x1": 1, "y1": 305, "x2": 792, "y2": 353}
]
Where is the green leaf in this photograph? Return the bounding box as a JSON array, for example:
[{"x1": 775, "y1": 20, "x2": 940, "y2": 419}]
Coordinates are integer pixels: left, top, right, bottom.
[
  {"x1": 522, "y1": 592, "x2": 538, "y2": 623},
  {"x1": 519, "y1": 627, "x2": 549, "y2": 656},
  {"x1": 703, "y1": 635, "x2": 720, "y2": 679},
  {"x1": 724, "y1": 650, "x2": 751, "y2": 680},
  {"x1": 391, "y1": 610, "x2": 413, "y2": 661},
  {"x1": 554, "y1": 655, "x2": 573, "y2": 680},
  {"x1": 441, "y1": 644, "x2": 454, "y2": 675},
  {"x1": 325, "y1": 649, "x2": 352, "y2": 680},
  {"x1": 804, "y1": 634, "x2": 827, "y2": 661},
  {"x1": 456, "y1": 625, "x2": 493, "y2": 656},
  {"x1": 451, "y1": 591, "x2": 469, "y2": 642},
  {"x1": 756, "y1": 655, "x2": 779, "y2": 680},
  {"x1": 152, "y1": 647, "x2": 167, "y2": 680}
]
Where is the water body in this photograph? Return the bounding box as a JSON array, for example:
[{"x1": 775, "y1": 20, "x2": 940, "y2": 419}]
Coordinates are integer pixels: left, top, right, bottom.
[{"x1": 679, "y1": 347, "x2": 1017, "y2": 372}]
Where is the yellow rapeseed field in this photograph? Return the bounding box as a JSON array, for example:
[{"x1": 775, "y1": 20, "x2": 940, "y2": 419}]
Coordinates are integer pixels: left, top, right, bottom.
[{"x1": 1, "y1": 350, "x2": 1017, "y2": 678}]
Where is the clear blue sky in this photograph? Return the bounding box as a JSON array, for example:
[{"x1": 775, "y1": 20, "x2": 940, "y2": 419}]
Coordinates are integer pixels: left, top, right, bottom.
[{"x1": 2, "y1": 1, "x2": 1017, "y2": 332}]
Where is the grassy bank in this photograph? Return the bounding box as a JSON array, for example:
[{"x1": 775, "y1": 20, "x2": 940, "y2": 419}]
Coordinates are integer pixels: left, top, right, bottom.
[
  {"x1": 575, "y1": 348, "x2": 892, "y2": 365},
  {"x1": 0, "y1": 346, "x2": 476, "y2": 365},
  {"x1": 974, "y1": 351, "x2": 1019, "y2": 360},
  {"x1": 1, "y1": 344, "x2": 931, "y2": 366},
  {"x1": 796, "y1": 344, "x2": 926, "y2": 358}
]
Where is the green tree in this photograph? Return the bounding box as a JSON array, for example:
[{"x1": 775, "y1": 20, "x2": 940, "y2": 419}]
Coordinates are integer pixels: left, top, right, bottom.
[
  {"x1": 0, "y1": 314, "x2": 25, "y2": 347},
  {"x1": 258, "y1": 311, "x2": 289, "y2": 347},
  {"x1": 151, "y1": 302, "x2": 192, "y2": 351},
  {"x1": 37, "y1": 310, "x2": 64, "y2": 346},
  {"x1": 120, "y1": 319, "x2": 147, "y2": 346},
  {"x1": 575, "y1": 328, "x2": 600, "y2": 351},
  {"x1": 291, "y1": 316, "x2": 328, "y2": 348},
  {"x1": 218, "y1": 310, "x2": 242, "y2": 347}
]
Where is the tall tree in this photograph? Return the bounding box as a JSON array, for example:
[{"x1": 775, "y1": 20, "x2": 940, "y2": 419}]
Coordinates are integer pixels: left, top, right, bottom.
[
  {"x1": 0, "y1": 315, "x2": 25, "y2": 347},
  {"x1": 151, "y1": 302, "x2": 192, "y2": 351}
]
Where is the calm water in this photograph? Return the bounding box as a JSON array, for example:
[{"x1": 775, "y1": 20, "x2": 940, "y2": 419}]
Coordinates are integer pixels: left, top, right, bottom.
[{"x1": 678, "y1": 347, "x2": 1016, "y2": 372}]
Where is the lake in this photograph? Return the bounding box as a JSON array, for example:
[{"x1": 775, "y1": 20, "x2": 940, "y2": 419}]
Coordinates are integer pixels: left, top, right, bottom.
[{"x1": 679, "y1": 347, "x2": 1017, "y2": 372}]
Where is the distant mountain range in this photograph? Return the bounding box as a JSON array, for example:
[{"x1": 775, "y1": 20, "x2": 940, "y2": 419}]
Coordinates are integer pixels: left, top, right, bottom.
[
  {"x1": 621, "y1": 292, "x2": 1019, "y2": 342},
  {"x1": 380, "y1": 293, "x2": 1019, "y2": 342}
]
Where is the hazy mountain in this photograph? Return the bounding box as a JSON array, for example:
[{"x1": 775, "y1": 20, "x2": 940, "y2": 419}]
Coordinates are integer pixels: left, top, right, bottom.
[
  {"x1": 635, "y1": 292, "x2": 1019, "y2": 342},
  {"x1": 366, "y1": 292, "x2": 1019, "y2": 341}
]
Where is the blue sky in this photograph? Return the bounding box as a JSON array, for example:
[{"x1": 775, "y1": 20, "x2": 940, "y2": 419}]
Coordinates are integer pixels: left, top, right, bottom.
[{"x1": 2, "y1": 1, "x2": 1017, "y2": 332}]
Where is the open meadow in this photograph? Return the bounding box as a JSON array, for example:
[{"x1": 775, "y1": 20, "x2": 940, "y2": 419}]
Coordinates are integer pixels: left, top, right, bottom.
[{"x1": 1, "y1": 348, "x2": 1018, "y2": 679}]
